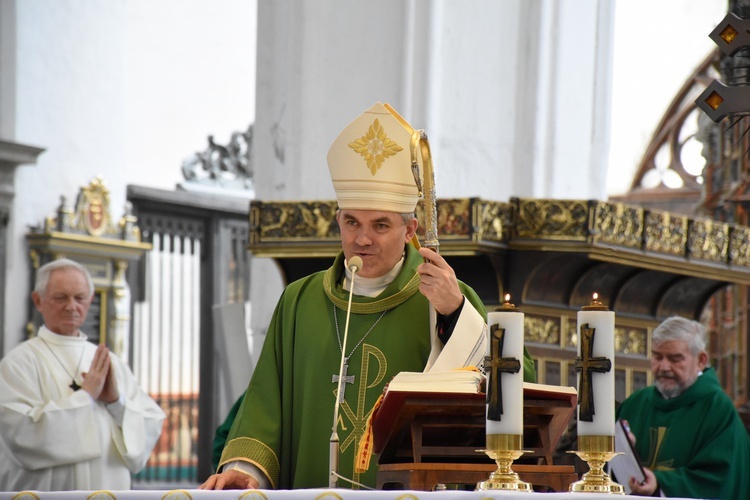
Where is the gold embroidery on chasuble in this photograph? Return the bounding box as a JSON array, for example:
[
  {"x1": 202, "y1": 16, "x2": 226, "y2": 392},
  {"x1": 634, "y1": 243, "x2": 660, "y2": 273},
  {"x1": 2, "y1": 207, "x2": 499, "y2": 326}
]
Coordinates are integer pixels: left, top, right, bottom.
[
  {"x1": 12, "y1": 494, "x2": 41, "y2": 500},
  {"x1": 332, "y1": 344, "x2": 387, "y2": 483},
  {"x1": 314, "y1": 492, "x2": 345, "y2": 500},
  {"x1": 161, "y1": 491, "x2": 192, "y2": 500},
  {"x1": 646, "y1": 426, "x2": 674, "y2": 471},
  {"x1": 348, "y1": 119, "x2": 404, "y2": 175},
  {"x1": 238, "y1": 492, "x2": 269, "y2": 500},
  {"x1": 86, "y1": 492, "x2": 117, "y2": 500},
  {"x1": 223, "y1": 436, "x2": 280, "y2": 487}
]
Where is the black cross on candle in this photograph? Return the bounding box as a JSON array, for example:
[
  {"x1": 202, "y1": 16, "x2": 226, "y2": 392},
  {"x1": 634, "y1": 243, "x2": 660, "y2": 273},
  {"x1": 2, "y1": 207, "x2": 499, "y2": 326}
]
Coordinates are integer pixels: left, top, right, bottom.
[
  {"x1": 484, "y1": 323, "x2": 521, "y2": 421},
  {"x1": 574, "y1": 323, "x2": 612, "y2": 422}
]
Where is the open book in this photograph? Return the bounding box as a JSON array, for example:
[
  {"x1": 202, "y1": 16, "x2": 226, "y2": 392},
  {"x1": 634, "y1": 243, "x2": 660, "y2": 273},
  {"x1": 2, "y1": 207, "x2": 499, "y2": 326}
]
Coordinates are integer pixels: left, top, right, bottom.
[
  {"x1": 609, "y1": 419, "x2": 646, "y2": 494},
  {"x1": 385, "y1": 369, "x2": 577, "y2": 400},
  {"x1": 385, "y1": 368, "x2": 485, "y2": 393}
]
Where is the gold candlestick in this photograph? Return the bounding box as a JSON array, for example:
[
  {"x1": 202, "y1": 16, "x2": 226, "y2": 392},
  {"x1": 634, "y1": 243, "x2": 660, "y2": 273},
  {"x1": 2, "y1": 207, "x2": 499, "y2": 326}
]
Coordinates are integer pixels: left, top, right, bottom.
[
  {"x1": 569, "y1": 435, "x2": 624, "y2": 494},
  {"x1": 476, "y1": 434, "x2": 532, "y2": 491}
]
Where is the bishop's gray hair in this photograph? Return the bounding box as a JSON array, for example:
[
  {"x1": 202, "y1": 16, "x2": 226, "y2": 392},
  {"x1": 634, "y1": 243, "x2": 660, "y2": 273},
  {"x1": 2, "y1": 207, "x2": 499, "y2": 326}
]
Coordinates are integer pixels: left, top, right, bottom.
[
  {"x1": 34, "y1": 258, "x2": 95, "y2": 297},
  {"x1": 400, "y1": 212, "x2": 416, "y2": 225},
  {"x1": 651, "y1": 316, "x2": 707, "y2": 357}
]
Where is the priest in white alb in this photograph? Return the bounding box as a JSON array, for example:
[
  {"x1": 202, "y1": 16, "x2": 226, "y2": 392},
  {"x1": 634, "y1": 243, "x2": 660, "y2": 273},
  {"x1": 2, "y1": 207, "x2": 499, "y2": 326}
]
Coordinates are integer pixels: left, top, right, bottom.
[{"x1": 0, "y1": 258, "x2": 165, "y2": 490}]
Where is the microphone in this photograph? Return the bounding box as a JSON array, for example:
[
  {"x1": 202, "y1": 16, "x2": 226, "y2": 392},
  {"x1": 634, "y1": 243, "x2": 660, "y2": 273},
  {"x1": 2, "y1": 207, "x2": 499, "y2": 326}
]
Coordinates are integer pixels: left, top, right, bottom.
[
  {"x1": 347, "y1": 256, "x2": 363, "y2": 273},
  {"x1": 329, "y1": 255, "x2": 363, "y2": 488}
]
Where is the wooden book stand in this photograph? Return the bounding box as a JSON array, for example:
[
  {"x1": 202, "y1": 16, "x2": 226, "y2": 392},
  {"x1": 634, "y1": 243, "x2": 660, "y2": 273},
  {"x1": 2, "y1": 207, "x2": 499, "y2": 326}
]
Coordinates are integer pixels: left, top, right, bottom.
[{"x1": 372, "y1": 384, "x2": 579, "y2": 492}]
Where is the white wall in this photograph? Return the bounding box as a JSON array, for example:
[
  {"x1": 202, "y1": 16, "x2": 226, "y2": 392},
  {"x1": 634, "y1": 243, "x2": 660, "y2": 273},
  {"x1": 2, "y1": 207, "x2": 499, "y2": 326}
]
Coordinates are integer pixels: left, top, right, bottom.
[
  {"x1": 2, "y1": 0, "x2": 256, "y2": 350},
  {"x1": 607, "y1": 0, "x2": 727, "y2": 195}
]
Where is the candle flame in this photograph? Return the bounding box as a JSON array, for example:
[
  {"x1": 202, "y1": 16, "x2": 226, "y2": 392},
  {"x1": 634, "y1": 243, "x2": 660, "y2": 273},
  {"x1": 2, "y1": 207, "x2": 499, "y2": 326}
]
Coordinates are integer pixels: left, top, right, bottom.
[
  {"x1": 504, "y1": 293, "x2": 511, "y2": 302},
  {"x1": 582, "y1": 292, "x2": 608, "y2": 311}
]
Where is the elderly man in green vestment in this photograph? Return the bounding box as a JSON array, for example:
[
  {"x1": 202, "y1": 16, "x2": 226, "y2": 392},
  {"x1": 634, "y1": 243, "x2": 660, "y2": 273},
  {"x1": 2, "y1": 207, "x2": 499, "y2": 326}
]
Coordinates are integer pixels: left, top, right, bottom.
[
  {"x1": 200, "y1": 102, "x2": 536, "y2": 491},
  {"x1": 616, "y1": 316, "x2": 750, "y2": 499}
]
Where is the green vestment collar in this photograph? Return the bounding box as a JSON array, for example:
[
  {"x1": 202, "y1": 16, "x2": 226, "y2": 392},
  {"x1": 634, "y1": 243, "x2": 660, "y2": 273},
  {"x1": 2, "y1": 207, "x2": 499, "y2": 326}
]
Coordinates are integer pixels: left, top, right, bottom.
[
  {"x1": 649, "y1": 366, "x2": 719, "y2": 410},
  {"x1": 323, "y1": 244, "x2": 422, "y2": 314}
]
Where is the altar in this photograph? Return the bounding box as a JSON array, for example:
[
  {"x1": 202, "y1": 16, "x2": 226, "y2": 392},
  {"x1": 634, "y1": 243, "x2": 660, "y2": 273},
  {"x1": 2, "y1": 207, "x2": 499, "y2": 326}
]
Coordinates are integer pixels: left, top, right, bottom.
[{"x1": 0, "y1": 491, "x2": 699, "y2": 500}]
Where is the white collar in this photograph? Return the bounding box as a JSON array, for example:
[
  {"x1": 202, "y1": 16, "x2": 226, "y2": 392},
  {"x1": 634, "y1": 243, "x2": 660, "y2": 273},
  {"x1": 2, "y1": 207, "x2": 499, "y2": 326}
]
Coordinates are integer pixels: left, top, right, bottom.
[
  {"x1": 37, "y1": 325, "x2": 87, "y2": 344},
  {"x1": 343, "y1": 255, "x2": 405, "y2": 298}
]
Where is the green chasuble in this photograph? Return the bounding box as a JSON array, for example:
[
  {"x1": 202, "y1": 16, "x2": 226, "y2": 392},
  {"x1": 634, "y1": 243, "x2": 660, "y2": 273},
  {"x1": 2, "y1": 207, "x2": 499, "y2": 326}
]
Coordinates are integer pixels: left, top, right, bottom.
[
  {"x1": 616, "y1": 367, "x2": 750, "y2": 499},
  {"x1": 221, "y1": 244, "x2": 535, "y2": 489}
]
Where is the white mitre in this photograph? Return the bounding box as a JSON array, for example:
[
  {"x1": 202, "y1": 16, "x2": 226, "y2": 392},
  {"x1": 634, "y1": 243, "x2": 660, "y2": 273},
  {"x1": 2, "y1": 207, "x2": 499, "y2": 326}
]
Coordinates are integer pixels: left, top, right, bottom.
[{"x1": 327, "y1": 102, "x2": 424, "y2": 213}]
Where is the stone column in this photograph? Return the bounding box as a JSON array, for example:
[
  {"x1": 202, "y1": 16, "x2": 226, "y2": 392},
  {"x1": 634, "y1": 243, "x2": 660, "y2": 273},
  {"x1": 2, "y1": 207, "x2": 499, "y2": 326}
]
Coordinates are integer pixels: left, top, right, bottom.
[{"x1": 0, "y1": 140, "x2": 44, "y2": 354}]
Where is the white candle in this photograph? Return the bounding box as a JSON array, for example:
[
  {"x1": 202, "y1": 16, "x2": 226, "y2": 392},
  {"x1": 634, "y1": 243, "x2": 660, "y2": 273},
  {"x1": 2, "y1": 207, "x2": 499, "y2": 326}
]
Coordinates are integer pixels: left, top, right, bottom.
[
  {"x1": 485, "y1": 295, "x2": 524, "y2": 436},
  {"x1": 576, "y1": 293, "x2": 615, "y2": 437}
]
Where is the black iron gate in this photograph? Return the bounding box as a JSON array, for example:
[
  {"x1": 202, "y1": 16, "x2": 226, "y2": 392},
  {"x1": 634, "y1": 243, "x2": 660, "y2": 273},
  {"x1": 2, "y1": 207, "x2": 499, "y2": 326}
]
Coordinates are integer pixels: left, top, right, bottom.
[{"x1": 126, "y1": 185, "x2": 251, "y2": 487}]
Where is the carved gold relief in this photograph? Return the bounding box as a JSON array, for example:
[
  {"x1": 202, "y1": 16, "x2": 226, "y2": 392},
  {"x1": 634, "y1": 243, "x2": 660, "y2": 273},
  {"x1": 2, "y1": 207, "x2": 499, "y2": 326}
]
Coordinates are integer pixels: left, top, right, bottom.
[
  {"x1": 75, "y1": 177, "x2": 115, "y2": 237},
  {"x1": 614, "y1": 326, "x2": 647, "y2": 356},
  {"x1": 515, "y1": 199, "x2": 589, "y2": 240},
  {"x1": 566, "y1": 317, "x2": 578, "y2": 348},
  {"x1": 252, "y1": 201, "x2": 340, "y2": 241},
  {"x1": 730, "y1": 226, "x2": 750, "y2": 267},
  {"x1": 474, "y1": 200, "x2": 511, "y2": 243},
  {"x1": 415, "y1": 198, "x2": 471, "y2": 239},
  {"x1": 524, "y1": 315, "x2": 561, "y2": 345},
  {"x1": 688, "y1": 219, "x2": 728, "y2": 263},
  {"x1": 36, "y1": 177, "x2": 143, "y2": 243},
  {"x1": 248, "y1": 197, "x2": 750, "y2": 279},
  {"x1": 644, "y1": 210, "x2": 687, "y2": 256},
  {"x1": 594, "y1": 202, "x2": 643, "y2": 249},
  {"x1": 251, "y1": 199, "x2": 477, "y2": 245}
]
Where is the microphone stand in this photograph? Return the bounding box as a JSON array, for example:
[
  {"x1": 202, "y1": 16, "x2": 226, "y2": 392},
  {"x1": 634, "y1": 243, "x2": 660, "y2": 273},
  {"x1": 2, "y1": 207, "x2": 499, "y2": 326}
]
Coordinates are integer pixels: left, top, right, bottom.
[{"x1": 329, "y1": 257, "x2": 362, "y2": 488}]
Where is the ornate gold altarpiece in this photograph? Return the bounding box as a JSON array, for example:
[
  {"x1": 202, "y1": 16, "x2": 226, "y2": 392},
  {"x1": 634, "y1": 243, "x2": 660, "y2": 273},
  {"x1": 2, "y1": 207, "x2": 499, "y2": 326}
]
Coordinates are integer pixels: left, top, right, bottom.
[
  {"x1": 26, "y1": 177, "x2": 151, "y2": 358},
  {"x1": 248, "y1": 197, "x2": 750, "y2": 397}
]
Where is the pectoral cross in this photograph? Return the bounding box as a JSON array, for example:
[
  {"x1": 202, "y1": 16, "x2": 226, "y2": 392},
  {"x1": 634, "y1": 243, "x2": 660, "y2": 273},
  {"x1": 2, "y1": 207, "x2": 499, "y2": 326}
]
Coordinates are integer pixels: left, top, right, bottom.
[
  {"x1": 332, "y1": 359, "x2": 355, "y2": 403},
  {"x1": 483, "y1": 324, "x2": 521, "y2": 421},
  {"x1": 573, "y1": 323, "x2": 611, "y2": 422},
  {"x1": 69, "y1": 380, "x2": 81, "y2": 391}
]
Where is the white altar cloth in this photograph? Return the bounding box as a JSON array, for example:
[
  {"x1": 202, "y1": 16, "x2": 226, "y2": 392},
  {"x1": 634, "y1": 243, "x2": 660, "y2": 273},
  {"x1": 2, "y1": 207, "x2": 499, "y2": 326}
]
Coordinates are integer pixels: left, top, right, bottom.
[{"x1": 0, "y1": 490, "x2": 702, "y2": 500}]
